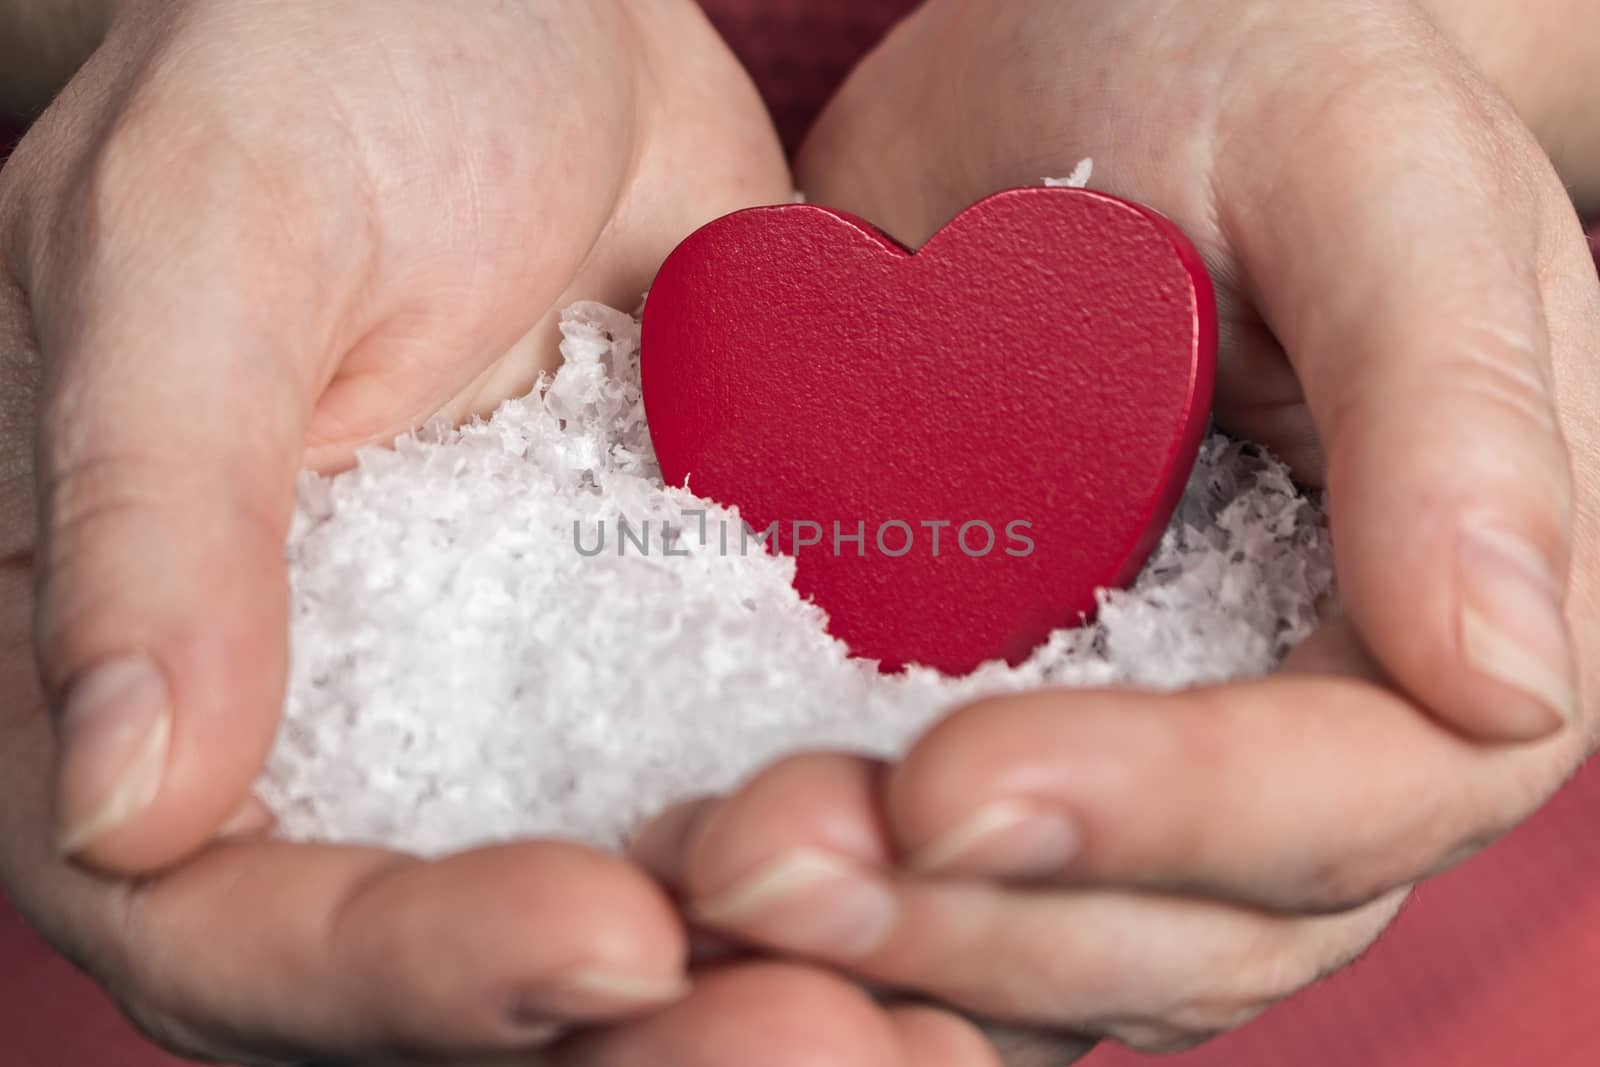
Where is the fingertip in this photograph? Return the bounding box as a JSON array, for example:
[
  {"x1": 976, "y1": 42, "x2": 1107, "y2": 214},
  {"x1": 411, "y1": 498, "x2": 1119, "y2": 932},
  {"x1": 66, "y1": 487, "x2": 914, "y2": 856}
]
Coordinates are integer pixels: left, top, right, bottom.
[
  {"x1": 54, "y1": 622, "x2": 287, "y2": 874},
  {"x1": 662, "y1": 756, "x2": 901, "y2": 963},
  {"x1": 885, "y1": 693, "x2": 1096, "y2": 870},
  {"x1": 54, "y1": 654, "x2": 174, "y2": 859},
  {"x1": 1333, "y1": 497, "x2": 1577, "y2": 745},
  {"x1": 1318, "y1": 363, "x2": 1578, "y2": 744},
  {"x1": 54, "y1": 655, "x2": 280, "y2": 876},
  {"x1": 43, "y1": 494, "x2": 294, "y2": 874},
  {"x1": 1452, "y1": 519, "x2": 1576, "y2": 740},
  {"x1": 629, "y1": 795, "x2": 720, "y2": 886},
  {"x1": 676, "y1": 754, "x2": 891, "y2": 901}
]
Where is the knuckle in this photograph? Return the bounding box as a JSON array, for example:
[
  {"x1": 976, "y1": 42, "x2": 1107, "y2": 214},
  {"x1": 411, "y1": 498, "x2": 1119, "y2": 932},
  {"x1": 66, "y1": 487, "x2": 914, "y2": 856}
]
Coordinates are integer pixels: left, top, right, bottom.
[
  {"x1": 62, "y1": 72, "x2": 346, "y2": 284},
  {"x1": 1445, "y1": 340, "x2": 1564, "y2": 441},
  {"x1": 1325, "y1": 318, "x2": 1560, "y2": 449},
  {"x1": 78, "y1": 112, "x2": 256, "y2": 258},
  {"x1": 44, "y1": 448, "x2": 173, "y2": 542}
]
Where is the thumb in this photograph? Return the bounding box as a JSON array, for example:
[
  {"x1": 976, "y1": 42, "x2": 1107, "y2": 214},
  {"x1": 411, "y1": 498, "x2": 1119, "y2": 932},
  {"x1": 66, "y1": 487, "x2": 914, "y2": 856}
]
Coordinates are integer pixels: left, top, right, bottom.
[
  {"x1": 1221, "y1": 60, "x2": 1583, "y2": 741},
  {"x1": 23, "y1": 179, "x2": 317, "y2": 875}
]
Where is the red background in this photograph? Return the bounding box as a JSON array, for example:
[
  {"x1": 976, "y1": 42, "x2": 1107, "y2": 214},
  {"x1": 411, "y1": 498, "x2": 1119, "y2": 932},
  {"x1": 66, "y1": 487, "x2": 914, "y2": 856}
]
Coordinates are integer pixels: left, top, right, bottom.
[{"x1": 3, "y1": 3, "x2": 1600, "y2": 1064}]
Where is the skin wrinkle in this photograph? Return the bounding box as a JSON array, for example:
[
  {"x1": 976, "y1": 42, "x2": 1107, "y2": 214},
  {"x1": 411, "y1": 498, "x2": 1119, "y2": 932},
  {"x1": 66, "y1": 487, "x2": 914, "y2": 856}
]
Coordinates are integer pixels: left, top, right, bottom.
[
  {"x1": 1320, "y1": 366, "x2": 1569, "y2": 534},
  {"x1": 1221, "y1": 64, "x2": 1424, "y2": 323},
  {"x1": 1212, "y1": 11, "x2": 1410, "y2": 224},
  {"x1": 1312, "y1": 347, "x2": 1561, "y2": 511},
  {"x1": 1, "y1": 4, "x2": 796, "y2": 1056},
  {"x1": 269, "y1": 44, "x2": 389, "y2": 396},
  {"x1": 0, "y1": 1, "x2": 1596, "y2": 1065},
  {"x1": 1451, "y1": 336, "x2": 1568, "y2": 437},
  {"x1": 304, "y1": 7, "x2": 646, "y2": 456},
  {"x1": 46, "y1": 102, "x2": 335, "y2": 438}
]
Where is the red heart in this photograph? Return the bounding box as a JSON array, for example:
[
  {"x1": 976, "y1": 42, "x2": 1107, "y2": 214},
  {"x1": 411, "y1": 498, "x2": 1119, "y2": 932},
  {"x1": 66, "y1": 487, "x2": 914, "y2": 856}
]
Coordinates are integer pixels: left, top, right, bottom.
[{"x1": 641, "y1": 187, "x2": 1216, "y2": 674}]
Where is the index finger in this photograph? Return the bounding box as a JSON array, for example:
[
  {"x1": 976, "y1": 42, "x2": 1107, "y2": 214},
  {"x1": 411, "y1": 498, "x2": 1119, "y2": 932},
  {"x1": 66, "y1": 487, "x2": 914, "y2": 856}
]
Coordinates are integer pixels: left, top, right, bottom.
[{"x1": 883, "y1": 617, "x2": 1589, "y2": 916}]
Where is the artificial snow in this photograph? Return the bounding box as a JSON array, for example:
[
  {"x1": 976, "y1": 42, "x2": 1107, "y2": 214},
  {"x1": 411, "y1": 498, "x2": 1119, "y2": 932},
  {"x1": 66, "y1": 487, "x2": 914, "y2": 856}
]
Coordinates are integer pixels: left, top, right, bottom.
[{"x1": 259, "y1": 300, "x2": 1333, "y2": 856}]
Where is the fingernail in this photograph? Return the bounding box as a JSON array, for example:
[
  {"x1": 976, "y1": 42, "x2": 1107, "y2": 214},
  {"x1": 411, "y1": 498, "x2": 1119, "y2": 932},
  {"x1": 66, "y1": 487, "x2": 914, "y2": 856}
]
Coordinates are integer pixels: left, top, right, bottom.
[
  {"x1": 511, "y1": 970, "x2": 688, "y2": 1025},
  {"x1": 55, "y1": 656, "x2": 172, "y2": 855},
  {"x1": 693, "y1": 848, "x2": 897, "y2": 959},
  {"x1": 1459, "y1": 524, "x2": 1576, "y2": 734},
  {"x1": 909, "y1": 800, "x2": 1080, "y2": 877}
]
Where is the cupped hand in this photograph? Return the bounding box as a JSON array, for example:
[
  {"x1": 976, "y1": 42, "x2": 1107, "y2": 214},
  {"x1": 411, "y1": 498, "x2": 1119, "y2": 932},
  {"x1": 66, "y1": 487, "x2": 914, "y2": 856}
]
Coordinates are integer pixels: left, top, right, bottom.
[
  {"x1": 634, "y1": 0, "x2": 1600, "y2": 1059},
  {"x1": 0, "y1": 0, "x2": 813, "y2": 1061}
]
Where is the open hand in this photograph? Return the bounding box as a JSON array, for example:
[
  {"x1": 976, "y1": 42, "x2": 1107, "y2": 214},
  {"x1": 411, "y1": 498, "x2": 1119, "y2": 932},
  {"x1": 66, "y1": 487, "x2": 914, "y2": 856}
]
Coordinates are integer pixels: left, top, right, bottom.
[
  {"x1": 636, "y1": 0, "x2": 1600, "y2": 1059},
  {"x1": 0, "y1": 0, "x2": 797, "y2": 1061}
]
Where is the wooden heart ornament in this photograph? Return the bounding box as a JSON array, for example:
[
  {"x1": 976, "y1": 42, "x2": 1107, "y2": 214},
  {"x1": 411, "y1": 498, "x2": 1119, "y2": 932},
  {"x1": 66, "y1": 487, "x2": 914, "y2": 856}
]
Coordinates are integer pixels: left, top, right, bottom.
[{"x1": 641, "y1": 187, "x2": 1216, "y2": 675}]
